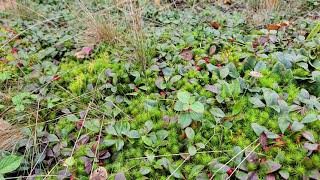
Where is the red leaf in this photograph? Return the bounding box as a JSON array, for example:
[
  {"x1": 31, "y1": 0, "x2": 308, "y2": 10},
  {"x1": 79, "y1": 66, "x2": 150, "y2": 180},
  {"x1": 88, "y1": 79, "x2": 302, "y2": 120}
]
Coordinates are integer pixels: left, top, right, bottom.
[
  {"x1": 180, "y1": 48, "x2": 193, "y2": 61},
  {"x1": 260, "y1": 132, "x2": 268, "y2": 149}
]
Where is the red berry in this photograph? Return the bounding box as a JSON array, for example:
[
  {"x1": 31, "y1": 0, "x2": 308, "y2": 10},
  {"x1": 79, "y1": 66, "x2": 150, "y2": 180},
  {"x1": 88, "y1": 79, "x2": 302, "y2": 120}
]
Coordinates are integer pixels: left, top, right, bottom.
[
  {"x1": 70, "y1": 175, "x2": 74, "y2": 180},
  {"x1": 204, "y1": 57, "x2": 210, "y2": 64},
  {"x1": 196, "y1": 65, "x2": 202, "y2": 71},
  {"x1": 52, "y1": 75, "x2": 60, "y2": 81},
  {"x1": 226, "y1": 168, "x2": 234, "y2": 176},
  {"x1": 216, "y1": 64, "x2": 222, "y2": 68},
  {"x1": 77, "y1": 120, "x2": 84, "y2": 128},
  {"x1": 11, "y1": 47, "x2": 18, "y2": 54},
  {"x1": 134, "y1": 87, "x2": 139, "y2": 92}
]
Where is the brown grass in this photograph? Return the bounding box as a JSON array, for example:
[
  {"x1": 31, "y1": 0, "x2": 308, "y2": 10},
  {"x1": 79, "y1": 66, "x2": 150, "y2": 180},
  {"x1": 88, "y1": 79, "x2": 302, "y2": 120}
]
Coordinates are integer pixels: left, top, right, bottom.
[
  {"x1": 0, "y1": 0, "x2": 16, "y2": 10},
  {"x1": 0, "y1": 119, "x2": 23, "y2": 151}
]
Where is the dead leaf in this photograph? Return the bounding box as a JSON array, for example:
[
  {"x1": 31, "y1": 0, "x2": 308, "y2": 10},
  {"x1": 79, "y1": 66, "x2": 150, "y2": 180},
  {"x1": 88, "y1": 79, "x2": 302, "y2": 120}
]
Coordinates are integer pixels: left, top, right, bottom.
[
  {"x1": 180, "y1": 47, "x2": 193, "y2": 61},
  {"x1": 266, "y1": 24, "x2": 281, "y2": 31},
  {"x1": 154, "y1": 0, "x2": 160, "y2": 6},
  {"x1": 223, "y1": 0, "x2": 232, "y2": 5},
  {"x1": 89, "y1": 167, "x2": 108, "y2": 180},
  {"x1": 209, "y1": 21, "x2": 221, "y2": 29},
  {"x1": 280, "y1": 21, "x2": 290, "y2": 27}
]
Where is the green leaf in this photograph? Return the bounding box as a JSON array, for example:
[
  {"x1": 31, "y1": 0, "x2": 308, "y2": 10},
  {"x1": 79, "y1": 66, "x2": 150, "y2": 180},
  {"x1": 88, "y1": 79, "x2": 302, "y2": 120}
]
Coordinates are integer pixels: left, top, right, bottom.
[
  {"x1": 178, "y1": 113, "x2": 192, "y2": 128},
  {"x1": 188, "y1": 145, "x2": 197, "y2": 156},
  {"x1": 140, "y1": 166, "x2": 151, "y2": 175},
  {"x1": 302, "y1": 114, "x2": 317, "y2": 123},
  {"x1": 190, "y1": 165, "x2": 205, "y2": 178},
  {"x1": 156, "y1": 130, "x2": 169, "y2": 141},
  {"x1": 116, "y1": 139, "x2": 124, "y2": 151},
  {"x1": 219, "y1": 67, "x2": 229, "y2": 79},
  {"x1": 210, "y1": 108, "x2": 225, "y2": 118},
  {"x1": 177, "y1": 91, "x2": 191, "y2": 103},
  {"x1": 170, "y1": 75, "x2": 182, "y2": 83},
  {"x1": 278, "y1": 116, "x2": 290, "y2": 133},
  {"x1": 174, "y1": 101, "x2": 185, "y2": 111},
  {"x1": 142, "y1": 136, "x2": 153, "y2": 146},
  {"x1": 0, "y1": 155, "x2": 22, "y2": 174},
  {"x1": 127, "y1": 130, "x2": 140, "y2": 138},
  {"x1": 251, "y1": 123, "x2": 266, "y2": 136},
  {"x1": 249, "y1": 97, "x2": 265, "y2": 108},
  {"x1": 106, "y1": 125, "x2": 118, "y2": 136},
  {"x1": 185, "y1": 127, "x2": 195, "y2": 139},
  {"x1": 291, "y1": 121, "x2": 304, "y2": 132},
  {"x1": 63, "y1": 157, "x2": 75, "y2": 167},
  {"x1": 103, "y1": 139, "x2": 117, "y2": 146},
  {"x1": 191, "y1": 101, "x2": 204, "y2": 113},
  {"x1": 169, "y1": 165, "x2": 184, "y2": 179},
  {"x1": 279, "y1": 170, "x2": 289, "y2": 179}
]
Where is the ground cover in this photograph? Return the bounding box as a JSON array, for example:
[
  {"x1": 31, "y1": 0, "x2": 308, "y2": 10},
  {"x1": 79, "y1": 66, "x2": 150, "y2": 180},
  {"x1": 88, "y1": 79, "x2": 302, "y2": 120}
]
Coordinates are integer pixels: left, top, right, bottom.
[{"x1": 0, "y1": 0, "x2": 320, "y2": 179}]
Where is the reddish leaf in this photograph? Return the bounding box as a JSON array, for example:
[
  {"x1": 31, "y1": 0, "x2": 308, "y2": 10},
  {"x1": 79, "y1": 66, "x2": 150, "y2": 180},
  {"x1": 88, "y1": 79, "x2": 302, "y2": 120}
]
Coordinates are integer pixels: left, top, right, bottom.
[
  {"x1": 248, "y1": 172, "x2": 259, "y2": 180},
  {"x1": 180, "y1": 48, "x2": 193, "y2": 61},
  {"x1": 302, "y1": 131, "x2": 315, "y2": 143},
  {"x1": 304, "y1": 142, "x2": 319, "y2": 151},
  {"x1": 209, "y1": 45, "x2": 216, "y2": 55},
  {"x1": 260, "y1": 132, "x2": 268, "y2": 149},
  {"x1": 209, "y1": 21, "x2": 221, "y2": 29},
  {"x1": 266, "y1": 174, "x2": 276, "y2": 180}
]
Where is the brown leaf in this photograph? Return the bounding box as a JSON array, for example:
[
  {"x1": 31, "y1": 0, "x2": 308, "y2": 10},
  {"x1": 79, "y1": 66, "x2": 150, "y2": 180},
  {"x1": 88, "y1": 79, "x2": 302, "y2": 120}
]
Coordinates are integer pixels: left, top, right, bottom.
[
  {"x1": 180, "y1": 48, "x2": 193, "y2": 61},
  {"x1": 209, "y1": 21, "x2": 221, "y2": 29},
  {"x1": 223, "y1": 0, "x2": 232, "y2": 5},
  {"x1": 154, "y1": 0, "x2": 161, "y2": 6},
  {"x1": 89, "y1": 167, "x2": 108, "y2": 180},
  {"x1": 266, "y1": 24, "x2": 281, "y2": 31}
]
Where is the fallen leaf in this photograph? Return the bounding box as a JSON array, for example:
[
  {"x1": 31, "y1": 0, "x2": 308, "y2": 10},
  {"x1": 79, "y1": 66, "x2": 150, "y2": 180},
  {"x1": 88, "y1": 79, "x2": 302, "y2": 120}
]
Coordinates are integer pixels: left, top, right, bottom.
[
  {"x1": 89, "y1": 167, "x2": 108, "y2": 180},
  {"x1": 154, "y1": 0, "x2": 161, "y2": 6},
  {"x1": 209, "y1": 21, "x2": 221, "y2": 29},
  {"x1": 266, "y1": 24, "x2": 281, "y2": 31},
  {"x1": 223, "y1": 0, "x2": 232, "y2": 5}
]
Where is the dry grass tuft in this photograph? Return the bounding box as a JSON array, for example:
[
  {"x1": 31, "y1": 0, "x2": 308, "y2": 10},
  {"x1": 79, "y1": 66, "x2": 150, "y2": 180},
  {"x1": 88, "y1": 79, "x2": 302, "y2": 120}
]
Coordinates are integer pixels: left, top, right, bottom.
[
  {"x1": 83, "y1": 15, "x2": 121, "y2": 46},
  {"x1": 0, "y1": 0, "x2": 16, "y2": 10},
  {"x1": 0, "y1": 119, "x2": 23, "y2": 151},
  {"x1": 244, "y1": 0, "x2": 303, "y2": 26}
]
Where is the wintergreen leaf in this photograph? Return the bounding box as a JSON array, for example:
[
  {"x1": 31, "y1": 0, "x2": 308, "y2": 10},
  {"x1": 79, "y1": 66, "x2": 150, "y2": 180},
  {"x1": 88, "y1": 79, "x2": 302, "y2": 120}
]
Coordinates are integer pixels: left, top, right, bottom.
[
  {"x1": 251, "y1": 123, "x2": 266, "y2": 136},
  {"x1": 140, "y1": 166, "x2": 151, "y2": 175},
  {"x1": 178, "y1": 113, "x2": 192, "y2": 128},
  {"x1": 278, "y1": 116, "x2": 290, "y2": 133},
  {"x1": 177, "y1": 91, "x2": 191, "y2": 103},
  {"x1": 188, "y1": 145, "x2": 197, "y2": 156},
  {"x1": 127, "y1": 130, "x2": 140, "y2": 138},
  {"x1": 169, "y1": 165, "x2": 184, "y2": 179},
  {"x1": 174, "y1": 101, "x2": 185, "y2": 111},
  {"x1": 190, "y1": 165, "x2": 204, "y2": 177},
  {"x1": 301, "y1": 114, "x2": 317, "y2": 123},
  {"x1": 170, "y1": 75, "x2": 182, "y2": 83},
  {"x1": 185, "y1": 127, "x2": 195, "y2": 139},
  {"x1": 219, "y1": 67, "x2": 229, "y2": 79},
  {"x1": 191, "y1": 101, "x2": 204, "y2": 113},
  {"x1": 210, "y1": 108, "x2": 225, "y2": 118},
  {"x1": 156, "y1": 130, "x2": 169, "y2": 141},
  {"x1": 106, "y1": 125, "x2": 118, "y2": 136},
  {"x1": 116, "y1": 139, "x2": 124, "y2": 151},
  {"x1": 142, "y1": 136, "x2": 153, "y2": 146},
  {"x1": 0, "y1": 155, "x2": 22, "y2": 174},
  {"x1": 291, "y1": 121, "x2": 304, "y2": 132},
  {"x1": 249, "y1": 97, "x2": 265, "y2": 108},
  {"x1": 63, "y1": 157, "x2": 75, "y2": 167},
  {"x1": 279, "y1": 170, "x2": 289, "y2": 179}
]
